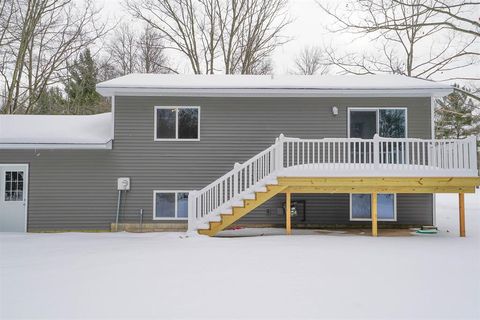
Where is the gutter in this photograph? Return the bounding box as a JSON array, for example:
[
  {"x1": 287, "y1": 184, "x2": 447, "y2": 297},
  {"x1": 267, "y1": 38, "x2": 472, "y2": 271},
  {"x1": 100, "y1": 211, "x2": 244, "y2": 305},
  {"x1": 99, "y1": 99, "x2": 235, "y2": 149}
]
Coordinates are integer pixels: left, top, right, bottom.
[
  {"x1": 96, "y1": 87, "x2": 452, "y2": 98},
  {"x1": 0, "y1": 140, "x2": 113, "y2": 150}
]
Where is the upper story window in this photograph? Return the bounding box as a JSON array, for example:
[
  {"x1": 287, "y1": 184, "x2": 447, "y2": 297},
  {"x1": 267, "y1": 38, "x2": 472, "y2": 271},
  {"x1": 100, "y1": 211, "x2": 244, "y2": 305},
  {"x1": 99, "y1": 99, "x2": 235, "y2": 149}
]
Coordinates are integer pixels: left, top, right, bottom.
[
  {"x1": 348, "y1": 108, "x2": 407, "y2": 139},
  {"x1": 155, "y1": 106, "x2": 200, "y2": 141}
]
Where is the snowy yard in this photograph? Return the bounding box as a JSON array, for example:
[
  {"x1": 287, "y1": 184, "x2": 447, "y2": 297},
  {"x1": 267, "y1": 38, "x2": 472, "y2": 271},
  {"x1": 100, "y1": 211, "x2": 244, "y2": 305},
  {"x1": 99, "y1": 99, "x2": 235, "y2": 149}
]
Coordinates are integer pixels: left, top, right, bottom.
[{"x1": 1, "y1": 192, "x2": 479, "y2": 319}]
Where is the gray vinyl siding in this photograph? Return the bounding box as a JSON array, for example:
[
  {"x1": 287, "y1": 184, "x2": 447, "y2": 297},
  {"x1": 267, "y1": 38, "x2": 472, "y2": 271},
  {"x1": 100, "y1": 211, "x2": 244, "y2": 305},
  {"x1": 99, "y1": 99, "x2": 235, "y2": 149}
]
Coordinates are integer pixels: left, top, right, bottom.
[
  {"x1": 237, "y1": 194, "x2": 433, "y2": 226},
  {"x1": 0, "y1": 96, "x2": 433, "y2": 230}
]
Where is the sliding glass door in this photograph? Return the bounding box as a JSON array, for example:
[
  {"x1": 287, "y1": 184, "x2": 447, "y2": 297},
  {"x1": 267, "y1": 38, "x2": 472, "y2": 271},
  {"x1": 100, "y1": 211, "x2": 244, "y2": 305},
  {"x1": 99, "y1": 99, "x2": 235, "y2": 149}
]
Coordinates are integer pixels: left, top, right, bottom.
[{"x1": 348, "y1": 108, "x2": 406, "y2": 139}]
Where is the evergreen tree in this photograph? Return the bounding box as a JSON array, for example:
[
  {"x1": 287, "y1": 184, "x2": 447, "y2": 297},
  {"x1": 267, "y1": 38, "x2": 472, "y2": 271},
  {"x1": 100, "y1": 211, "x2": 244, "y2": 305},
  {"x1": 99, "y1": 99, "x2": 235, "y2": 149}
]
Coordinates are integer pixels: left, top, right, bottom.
[
  {"x1": 36, "y1": 87, "x2": 67, "y2": 114},
  {"x1": 64, "y1": 49, "x2": 104, "y2": 114},
  {"x1": 435, "y1": 85, "x2": 480, "y2": 141}
]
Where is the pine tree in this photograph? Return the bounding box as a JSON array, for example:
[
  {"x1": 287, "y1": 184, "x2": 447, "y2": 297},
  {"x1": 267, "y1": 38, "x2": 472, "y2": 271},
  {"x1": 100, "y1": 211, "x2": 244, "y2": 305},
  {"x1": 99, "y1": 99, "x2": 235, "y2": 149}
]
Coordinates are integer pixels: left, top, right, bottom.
[
  {"x1": 435, "y1": 85, "x2": 480, "y2": 141},
  {"x1": 64, "y1": 49, "x2": 104, "y2": 114},
  {"x1": 36, "y1": 87, "x2": 67, "y2": 114}
]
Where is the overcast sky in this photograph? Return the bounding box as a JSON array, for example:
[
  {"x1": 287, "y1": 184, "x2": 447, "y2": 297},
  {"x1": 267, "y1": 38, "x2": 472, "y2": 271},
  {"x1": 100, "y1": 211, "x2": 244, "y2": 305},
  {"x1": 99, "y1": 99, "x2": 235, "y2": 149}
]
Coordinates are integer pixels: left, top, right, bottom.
[{"x1": 97, "y1": 0, "x2": 479, "y2": 85}]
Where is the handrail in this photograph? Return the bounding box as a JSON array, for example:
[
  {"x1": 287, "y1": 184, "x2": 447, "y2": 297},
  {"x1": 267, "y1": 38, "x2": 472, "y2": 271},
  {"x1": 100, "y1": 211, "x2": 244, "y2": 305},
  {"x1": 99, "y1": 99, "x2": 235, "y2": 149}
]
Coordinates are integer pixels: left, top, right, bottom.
[{"x1": 188, "y1": 134, "x2": 478, "y2": 232}]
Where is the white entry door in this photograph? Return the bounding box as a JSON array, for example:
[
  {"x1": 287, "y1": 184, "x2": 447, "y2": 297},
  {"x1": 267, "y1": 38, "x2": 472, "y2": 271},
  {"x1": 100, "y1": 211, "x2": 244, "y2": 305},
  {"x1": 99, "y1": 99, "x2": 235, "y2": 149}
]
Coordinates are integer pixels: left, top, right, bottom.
[{"x1": 0, "y1": 164, "x2": 28, "y2": 232}]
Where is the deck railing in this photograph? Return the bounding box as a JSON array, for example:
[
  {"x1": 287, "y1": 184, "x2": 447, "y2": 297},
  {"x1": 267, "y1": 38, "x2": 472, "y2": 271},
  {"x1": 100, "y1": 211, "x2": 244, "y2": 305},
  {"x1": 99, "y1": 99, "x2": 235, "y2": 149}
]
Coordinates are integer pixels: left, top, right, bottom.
[
  {"x1": 282, "y1": 135, "x2": 478, "y2": 174},
  {"x1": 188, "y1": 134, "x2": 478, "y2": 231}
]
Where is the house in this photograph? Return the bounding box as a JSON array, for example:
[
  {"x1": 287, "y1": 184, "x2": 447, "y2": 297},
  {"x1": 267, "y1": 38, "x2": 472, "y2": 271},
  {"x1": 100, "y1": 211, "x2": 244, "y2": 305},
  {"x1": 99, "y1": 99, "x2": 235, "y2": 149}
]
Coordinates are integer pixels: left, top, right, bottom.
[{"x1": 0, "y1": 74, "x2": 479, "y2": 236}]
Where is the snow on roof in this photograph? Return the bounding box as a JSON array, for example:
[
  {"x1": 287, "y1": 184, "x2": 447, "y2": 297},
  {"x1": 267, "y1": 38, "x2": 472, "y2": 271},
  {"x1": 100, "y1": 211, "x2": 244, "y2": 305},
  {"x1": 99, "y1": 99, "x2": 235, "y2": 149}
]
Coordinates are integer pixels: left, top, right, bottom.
[
  {"x1": 0, "y1": 112, "x2": 112, "y2": 149},
  {"x1": 96, "y1": 74, "x2": 452, "y2": 97}
]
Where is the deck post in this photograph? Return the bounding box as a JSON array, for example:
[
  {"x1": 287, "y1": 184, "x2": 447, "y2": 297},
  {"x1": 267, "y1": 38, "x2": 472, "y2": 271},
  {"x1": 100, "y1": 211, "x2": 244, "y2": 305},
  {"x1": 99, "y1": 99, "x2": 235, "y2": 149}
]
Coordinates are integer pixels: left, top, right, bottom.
[
  {"x1": 373, "y1": 134, "x2": 380, "y2": 169},
  {"x1": 286, "y1": 191, "x2": 291, "y2": 235},
  {"x1": 276, "y1": 133, "x2": 285, "y2": 170},
  {"x1": 459, "y1": 193, "x2": 465, "y2": 237},
  {"x1": 187, "y1": 190, "x2": 198, "y2": 233},
  {"x1": 371, "y1": 192, "x2": 378, "y2": 237}
]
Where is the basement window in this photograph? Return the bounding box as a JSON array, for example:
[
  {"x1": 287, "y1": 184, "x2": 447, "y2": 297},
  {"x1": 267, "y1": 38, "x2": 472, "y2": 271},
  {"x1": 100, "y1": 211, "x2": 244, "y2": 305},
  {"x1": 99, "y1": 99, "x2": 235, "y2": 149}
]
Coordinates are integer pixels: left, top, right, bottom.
[
  {"x1": 350, "y1": 194, "x2": 396, "y2": 221},
  {"x1": 154, "y1": 106, "x2": 200, "y2": 141},
  {"x1": 154, "y1": 191, "x2": 189, "y2": 220}
]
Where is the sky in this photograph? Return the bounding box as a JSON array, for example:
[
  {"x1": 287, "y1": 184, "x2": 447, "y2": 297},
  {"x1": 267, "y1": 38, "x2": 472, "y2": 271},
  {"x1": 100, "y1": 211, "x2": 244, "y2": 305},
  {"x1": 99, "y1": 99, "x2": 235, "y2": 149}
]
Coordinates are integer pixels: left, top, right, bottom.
[
  {"x1": 97, "y1": 0, "x2": 479, "y2": 86},
  {"x1": 98, "y1": 0, "x2": 368, "y2": 72}
]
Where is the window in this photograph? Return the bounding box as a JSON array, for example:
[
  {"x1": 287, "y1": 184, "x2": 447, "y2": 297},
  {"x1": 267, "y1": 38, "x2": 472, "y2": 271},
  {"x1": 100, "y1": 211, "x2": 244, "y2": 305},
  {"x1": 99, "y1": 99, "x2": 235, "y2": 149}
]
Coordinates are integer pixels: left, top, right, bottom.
[
  {"x1": 379, "y1": 109, "x2": 406, "y2": 138},
  {"x1": 155, "y1": 106, "x2": 199, "y2": 141},
  {"x1": 5, "y1": 171, "x2": 24, "y2": 201},
  {"x1": 348, "y1": 108, "x2": 407, "y2": 138},
  {"x1": 350, "y1": 194, "x2": 396, "y2": 221},
  {"x1": 154, "y1": 191, "x2": 189, "y2": 220}
]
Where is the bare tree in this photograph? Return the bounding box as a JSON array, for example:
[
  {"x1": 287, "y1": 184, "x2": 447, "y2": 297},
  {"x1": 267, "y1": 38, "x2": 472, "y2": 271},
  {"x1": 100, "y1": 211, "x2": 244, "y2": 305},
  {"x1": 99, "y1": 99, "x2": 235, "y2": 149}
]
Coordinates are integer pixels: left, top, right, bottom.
[
  {"x1": 388, "y1": 0, "x2": 480, "y2": 101},
  {"x1": 125, "y1": 0, "x2": 290, "y2": 74},
  {"x1": 138, "y1": 26, "x2": 173, "y2": 73},
  {"x1": 108, "y1": 23, "x2": 139, "y2": 76},
  {"x1": 106, "y1": 24, "x2": 174, "y2": 77},
  {"x1": 392, "y1": 0, "x2": 479, "y2": 38},
  {"x1": 0, "y1": 0, "x2": 108, "y2": 114},
  {"x1": 293, "y1": 46, "x2": 329, "y2": 75},
  {"x1": 0, "y1": 0, "x2": 16, "y2": 107},
  {"x1": 317, "y1": 0, "x2": 478, "y2": 81}
]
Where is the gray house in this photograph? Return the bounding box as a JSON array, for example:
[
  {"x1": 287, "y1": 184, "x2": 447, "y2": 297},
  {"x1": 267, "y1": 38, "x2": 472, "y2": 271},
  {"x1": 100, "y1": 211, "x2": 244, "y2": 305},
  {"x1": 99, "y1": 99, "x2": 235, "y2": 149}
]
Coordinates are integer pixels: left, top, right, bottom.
[{"x1": 0, "y1": 74, "x2": 478, "y2": 236}]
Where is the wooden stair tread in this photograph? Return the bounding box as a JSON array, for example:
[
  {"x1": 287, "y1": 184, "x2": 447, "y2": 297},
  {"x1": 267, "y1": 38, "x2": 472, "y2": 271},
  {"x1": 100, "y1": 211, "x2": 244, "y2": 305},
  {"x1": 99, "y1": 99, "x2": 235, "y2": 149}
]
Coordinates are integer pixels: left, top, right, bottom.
[{"x1": 199, "y1": 184, "x2": 287, "y2": 236}]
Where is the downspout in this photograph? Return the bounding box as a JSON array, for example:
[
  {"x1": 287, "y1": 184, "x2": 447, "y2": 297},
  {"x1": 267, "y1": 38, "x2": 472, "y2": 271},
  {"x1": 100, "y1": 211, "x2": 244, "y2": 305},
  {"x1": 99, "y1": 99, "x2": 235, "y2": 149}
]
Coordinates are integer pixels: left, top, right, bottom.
[
  {"x1": 115, "y1": 190, "x2": 122, "y2": 231},
  {"x1": 431, "y1": 96, "x2": 436, "y2": 227}
]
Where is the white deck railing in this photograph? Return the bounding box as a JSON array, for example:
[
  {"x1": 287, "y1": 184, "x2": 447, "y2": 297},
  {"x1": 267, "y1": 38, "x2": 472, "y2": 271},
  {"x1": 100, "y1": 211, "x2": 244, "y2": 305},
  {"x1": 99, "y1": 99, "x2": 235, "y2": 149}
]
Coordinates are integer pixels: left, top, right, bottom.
[{"x1": 188, "y1": 134, "x2": 478, "y2": 231}]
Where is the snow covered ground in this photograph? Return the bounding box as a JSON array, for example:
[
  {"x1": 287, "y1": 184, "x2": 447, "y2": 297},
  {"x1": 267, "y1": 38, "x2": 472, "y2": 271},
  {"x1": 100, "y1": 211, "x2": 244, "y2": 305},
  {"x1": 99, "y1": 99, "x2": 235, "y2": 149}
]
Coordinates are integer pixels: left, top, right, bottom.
[{"x1": 1, "y1": 192, "x2": 479, "y2": 319}]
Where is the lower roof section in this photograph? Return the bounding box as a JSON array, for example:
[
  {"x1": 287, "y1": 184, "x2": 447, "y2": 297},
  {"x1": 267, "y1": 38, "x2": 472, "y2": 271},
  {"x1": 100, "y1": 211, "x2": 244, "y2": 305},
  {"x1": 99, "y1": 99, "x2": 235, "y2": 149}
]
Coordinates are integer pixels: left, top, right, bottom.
[{"x1": 0, "y1": 112, "x2": 113, "y2": 150}]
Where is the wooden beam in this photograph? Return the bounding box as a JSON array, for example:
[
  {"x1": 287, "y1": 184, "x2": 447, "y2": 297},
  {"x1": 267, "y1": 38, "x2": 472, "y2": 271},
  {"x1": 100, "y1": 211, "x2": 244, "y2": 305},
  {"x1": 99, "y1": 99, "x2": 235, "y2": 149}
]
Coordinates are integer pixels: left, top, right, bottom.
[
  {"x1": 286, "y1": 191, "x2": 291, "y2": 235},
  {"x1": 371, "y1": 192, "x2": 378, "y2": 237},
  {"x1": 283, "y1": 186, "x2": 476, "y2": 194},
  {"x1": 277, "y1": 177, "x2": 480, "y2": 188},
  {"x1": 459, "y1": 193, "x2": 466, "y2": 237}
]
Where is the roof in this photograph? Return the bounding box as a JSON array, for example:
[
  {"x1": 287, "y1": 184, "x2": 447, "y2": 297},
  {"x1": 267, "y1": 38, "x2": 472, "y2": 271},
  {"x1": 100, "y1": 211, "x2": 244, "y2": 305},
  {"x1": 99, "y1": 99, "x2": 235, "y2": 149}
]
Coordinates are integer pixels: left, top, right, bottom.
[
  {"x1": 0, "y1": 112, "x2": 113, "y2": 149},
  {"x1": 96, "y1": 74, "x2": 452, "y2": 97}
]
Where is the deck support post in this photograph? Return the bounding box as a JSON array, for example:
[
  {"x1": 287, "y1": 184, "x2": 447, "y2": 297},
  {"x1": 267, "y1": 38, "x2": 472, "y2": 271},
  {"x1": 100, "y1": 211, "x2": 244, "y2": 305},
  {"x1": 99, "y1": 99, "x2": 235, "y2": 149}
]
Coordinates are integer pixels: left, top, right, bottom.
[
  {"x1": 286, "y1": 191, "x2": 291, "y2": 235},
  {"x1": 459, "y1": 193, "x2": 465, "y2": 237},
  {"x1": 371, "y1": 192, "x2": 378, "y2": 237}
]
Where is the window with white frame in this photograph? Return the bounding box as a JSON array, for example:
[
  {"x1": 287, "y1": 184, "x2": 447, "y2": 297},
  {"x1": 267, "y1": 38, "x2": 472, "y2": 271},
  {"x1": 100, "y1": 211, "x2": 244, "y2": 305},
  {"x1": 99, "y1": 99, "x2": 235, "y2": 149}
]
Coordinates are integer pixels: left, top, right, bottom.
[
  {"x1": 155, "y1": 106, "x2": 200, "y2": 141},
  {"x1": 154, "y1": 191, "x2": 189, "y2": 220},
  {"x1": 350, "y1": 194, "x2": 396, "y2": 221},
  {"x1": 348, "y1": 108, "x2": 407, "y2": 138}
]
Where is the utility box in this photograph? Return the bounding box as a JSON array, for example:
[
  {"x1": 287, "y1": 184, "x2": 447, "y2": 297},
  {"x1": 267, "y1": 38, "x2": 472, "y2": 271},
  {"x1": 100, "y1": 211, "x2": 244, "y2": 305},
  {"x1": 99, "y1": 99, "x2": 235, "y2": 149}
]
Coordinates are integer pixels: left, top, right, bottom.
[{"x1": 117, "y1": 177, "x2": 130, "y2": 191}]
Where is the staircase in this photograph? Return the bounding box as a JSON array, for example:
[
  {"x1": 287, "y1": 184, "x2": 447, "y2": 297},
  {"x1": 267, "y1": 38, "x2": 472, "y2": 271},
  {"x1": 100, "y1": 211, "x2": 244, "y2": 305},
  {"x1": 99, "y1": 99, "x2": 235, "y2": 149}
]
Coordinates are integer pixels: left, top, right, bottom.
[
  {"x1": 188, "y1": 135, "x2": 285, "y2": 236},
  {"x1": 198, "y1": 181, "x2": 287, "y2": 236},
  {"x1": 188, "y1": 134, "x2": 478, "y2": 236}
]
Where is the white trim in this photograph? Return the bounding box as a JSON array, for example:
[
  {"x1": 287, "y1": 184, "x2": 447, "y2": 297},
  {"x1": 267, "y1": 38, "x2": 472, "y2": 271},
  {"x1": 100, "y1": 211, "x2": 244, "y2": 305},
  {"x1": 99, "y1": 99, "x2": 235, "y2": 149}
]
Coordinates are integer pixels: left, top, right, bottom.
[
  {"x1": 347, "y1": 107, "x2": 408, "y2": 138},
  {"x1": 0, "y1": 141, "x2": 112, "y2": 150},
  {"x1": 97, "y1": 87, "x2": 452, "y2": 98},
  {"x1": 0, "y1": 163, "x2": 29, "y2": 232},
  {"x1": 431, "y1": 98, "x2": 436, "y2": 226},
  {"x1": 430, "y1": 96, "x2": 435, "y2": 139},
  {"x1": 349, "y1": 193, "x2": 397, "y2": 222},
  {"x1": 111, "y1": 96, "x2": 115, "y2": 141},
  {"x1": 432, "y1": 194, "x2": 436, "y2": 227},
  {"x1": 154, "y1": 106, "x2": 201, "y2": 142},
  {"x1": 153, "y1": 190, "x2": 190, "y2": 220}
]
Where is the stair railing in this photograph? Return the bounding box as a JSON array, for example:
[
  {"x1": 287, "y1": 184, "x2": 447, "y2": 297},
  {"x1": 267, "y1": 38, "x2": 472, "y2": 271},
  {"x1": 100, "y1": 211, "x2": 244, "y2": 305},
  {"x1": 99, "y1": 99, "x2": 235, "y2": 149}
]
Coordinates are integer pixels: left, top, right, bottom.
[{"x1": 188, "y1": 134, "x2": 286, "y2": 232}]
